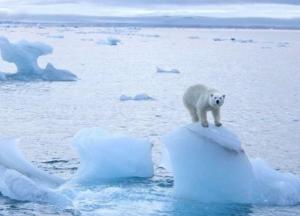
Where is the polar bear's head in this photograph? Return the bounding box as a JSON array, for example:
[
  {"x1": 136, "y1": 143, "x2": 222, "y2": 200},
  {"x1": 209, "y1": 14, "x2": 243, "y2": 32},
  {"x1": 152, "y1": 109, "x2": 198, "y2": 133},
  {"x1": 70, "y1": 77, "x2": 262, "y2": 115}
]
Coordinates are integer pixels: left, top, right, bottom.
[{"x1": 209, "y1": 93, "x2": 225, "y2": 108}]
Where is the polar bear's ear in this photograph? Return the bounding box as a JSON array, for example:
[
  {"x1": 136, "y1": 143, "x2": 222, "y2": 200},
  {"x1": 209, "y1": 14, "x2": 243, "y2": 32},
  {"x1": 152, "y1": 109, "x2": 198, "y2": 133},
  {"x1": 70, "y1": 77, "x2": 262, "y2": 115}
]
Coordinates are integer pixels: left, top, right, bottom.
[
  {"x1": 222, "y1": 94, "x2": 226, "y2": 98},
  {"x1": 210, "y1": 94, "x2": 214, "y2": 97}
]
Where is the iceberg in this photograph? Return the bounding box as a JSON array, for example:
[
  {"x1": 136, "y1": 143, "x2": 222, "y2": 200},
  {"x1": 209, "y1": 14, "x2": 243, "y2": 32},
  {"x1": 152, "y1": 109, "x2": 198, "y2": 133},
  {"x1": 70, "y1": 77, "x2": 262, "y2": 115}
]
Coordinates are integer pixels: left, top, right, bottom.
[
  {"x1": 72, "y1": 128, "x2": 154, "y2": 184},
  {"x1": 0, "y1": 37, "x2": 77, "y2": 81},
  {"x1": 0, "y1": 138, "x2": 70, "y2": 206},
  {"x1": 163, "y1": 123, "x2": 300, "y2": 205}
]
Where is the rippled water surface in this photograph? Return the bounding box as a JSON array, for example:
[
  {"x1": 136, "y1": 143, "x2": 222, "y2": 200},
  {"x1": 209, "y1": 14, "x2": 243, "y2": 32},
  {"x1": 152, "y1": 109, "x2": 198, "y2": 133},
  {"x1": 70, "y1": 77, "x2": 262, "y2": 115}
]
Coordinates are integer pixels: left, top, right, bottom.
[{"x1": 0, "y1": 26, "x2": 299, "y2": 215}]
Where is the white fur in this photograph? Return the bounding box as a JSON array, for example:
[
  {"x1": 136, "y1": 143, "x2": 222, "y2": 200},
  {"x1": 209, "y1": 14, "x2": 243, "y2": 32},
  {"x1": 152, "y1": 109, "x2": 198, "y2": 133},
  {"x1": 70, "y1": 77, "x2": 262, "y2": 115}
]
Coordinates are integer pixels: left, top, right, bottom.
[{"x1": 183, "y1": 84, "x2": 225, "y2": 127}]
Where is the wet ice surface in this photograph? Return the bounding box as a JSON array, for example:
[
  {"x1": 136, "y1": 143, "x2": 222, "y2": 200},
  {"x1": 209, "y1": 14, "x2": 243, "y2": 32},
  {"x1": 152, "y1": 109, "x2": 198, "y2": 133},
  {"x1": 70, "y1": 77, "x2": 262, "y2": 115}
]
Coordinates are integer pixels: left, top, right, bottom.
[{"x1": 0, "y1": 26, "x2": 300, "y2": 215}]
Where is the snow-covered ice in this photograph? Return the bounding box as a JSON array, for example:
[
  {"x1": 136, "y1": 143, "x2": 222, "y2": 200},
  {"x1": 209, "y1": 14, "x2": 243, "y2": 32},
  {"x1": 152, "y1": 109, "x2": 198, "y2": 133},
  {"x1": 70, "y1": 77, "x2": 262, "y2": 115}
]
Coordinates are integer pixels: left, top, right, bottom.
[
  {"x1": 163, "y1": 124, "x2": 300, "y2": 205},
  {"x1": 72, "y1": 128, "x2": 154, "y2": 184},
  {"x1": 0, "y1": 37, "x2": 77, "y2": 81}
]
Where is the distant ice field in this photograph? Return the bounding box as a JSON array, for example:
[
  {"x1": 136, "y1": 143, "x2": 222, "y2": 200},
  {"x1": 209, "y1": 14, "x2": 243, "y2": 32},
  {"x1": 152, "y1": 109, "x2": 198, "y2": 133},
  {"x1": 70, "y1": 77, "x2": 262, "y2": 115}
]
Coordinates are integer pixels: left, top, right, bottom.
[{"x1": 0, "y1": 26, "x2": 299, "y2": 215}]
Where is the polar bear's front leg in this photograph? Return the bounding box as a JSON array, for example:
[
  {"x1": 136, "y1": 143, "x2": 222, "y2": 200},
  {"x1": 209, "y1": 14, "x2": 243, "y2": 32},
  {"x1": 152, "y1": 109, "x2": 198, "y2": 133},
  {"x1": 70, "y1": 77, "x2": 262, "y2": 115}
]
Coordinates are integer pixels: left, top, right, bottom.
[
  {"x1": 198, "y1": 109, "x2": 208, "y2": 127},
  {"x1": 212, "y1": 109, "x2": 222, "y2": 127},
  {"x1": 190, "y1": 109, "x2": 199, "y2": 122}
]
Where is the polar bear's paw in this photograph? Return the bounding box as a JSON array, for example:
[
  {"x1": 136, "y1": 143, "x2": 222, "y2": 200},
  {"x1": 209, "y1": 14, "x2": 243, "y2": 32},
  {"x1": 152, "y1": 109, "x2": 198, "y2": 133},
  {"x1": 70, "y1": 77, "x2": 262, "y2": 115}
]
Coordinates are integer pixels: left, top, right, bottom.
[
  {"x1": 201, "y1": 122, "x2": 209, "y2": 127},
  {"x1": 215, "y1": 122, "x2": 222, "y2": 127}
]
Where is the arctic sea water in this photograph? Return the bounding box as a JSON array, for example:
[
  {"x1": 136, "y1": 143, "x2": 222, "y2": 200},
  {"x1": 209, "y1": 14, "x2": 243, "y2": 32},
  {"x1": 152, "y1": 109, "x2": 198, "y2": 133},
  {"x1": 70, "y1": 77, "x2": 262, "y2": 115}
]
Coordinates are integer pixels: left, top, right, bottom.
[{"x1": 0, "y1": 26, "x2": 300, "y2": 215}]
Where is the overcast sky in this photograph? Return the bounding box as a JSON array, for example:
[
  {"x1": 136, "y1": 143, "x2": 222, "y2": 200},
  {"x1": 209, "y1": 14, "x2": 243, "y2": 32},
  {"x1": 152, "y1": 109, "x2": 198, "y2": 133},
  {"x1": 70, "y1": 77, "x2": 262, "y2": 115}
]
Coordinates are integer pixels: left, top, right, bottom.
[
  {"x1": 0, "y1": 0, "x2": 299, "y2": 18},
  {"x1": 1, "y1": 0, "x2": 299, "y2": 5}
]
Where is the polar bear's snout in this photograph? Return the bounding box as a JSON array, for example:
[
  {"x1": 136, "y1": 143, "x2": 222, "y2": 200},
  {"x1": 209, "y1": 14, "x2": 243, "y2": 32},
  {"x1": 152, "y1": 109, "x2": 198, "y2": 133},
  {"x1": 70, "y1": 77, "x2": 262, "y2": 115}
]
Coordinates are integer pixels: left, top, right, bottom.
[{"x1": 210, "y1": 94, "x2": 225, "y2": 108}]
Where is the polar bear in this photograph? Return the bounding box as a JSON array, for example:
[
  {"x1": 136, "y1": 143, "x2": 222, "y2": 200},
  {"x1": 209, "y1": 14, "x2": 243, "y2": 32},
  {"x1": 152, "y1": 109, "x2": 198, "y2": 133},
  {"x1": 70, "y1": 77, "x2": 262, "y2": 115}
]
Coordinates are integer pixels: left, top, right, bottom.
[{"x1": 183, "y1": 84, "x2": 225, "y2": 127}]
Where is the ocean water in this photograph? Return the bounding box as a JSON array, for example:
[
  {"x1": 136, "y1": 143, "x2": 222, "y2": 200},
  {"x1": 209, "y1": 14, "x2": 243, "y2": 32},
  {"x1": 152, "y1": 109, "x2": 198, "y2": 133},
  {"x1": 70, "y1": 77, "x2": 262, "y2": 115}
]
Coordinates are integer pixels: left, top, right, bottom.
[{"x1": 0, "y1": 25, "x2": 300, "y2": 215}]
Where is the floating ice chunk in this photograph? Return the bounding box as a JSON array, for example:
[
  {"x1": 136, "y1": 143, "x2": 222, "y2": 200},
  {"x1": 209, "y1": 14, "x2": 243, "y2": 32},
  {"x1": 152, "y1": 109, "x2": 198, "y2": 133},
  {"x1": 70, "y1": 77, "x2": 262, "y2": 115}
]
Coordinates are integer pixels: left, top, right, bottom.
[
  {"x1": 120, "y1": 93, "x2": 154, "y2": 101},
  {"x1": 156, "y1": 67, "x2": 180, "y2": 74},
  {"x1": 163, "y1": 124, "x2": 253, "y2": 203},
  {"x1": 277, "y1": 42, "x2": 289, "y2": 47},
  {"x1": 0, "y1": 168, "x2": 71, "y2": 206},
  {"x1": 0, "y1": 138, "x2": 64, "y2": 187},
  {"x1": 97, "y1": 37, "x2": 121, "y2": 46},
  {"x1": 251, "y1": 158, "x2": 300, "y2": 206},
  {"x1": 119, "y1": 94, "x2": 133, "y2": 101},
  {"x1": 213, "y1": 38, "x2": 226, "y2": 41},
  {"x1": 0, "y1": 138, "x2": 70, "y2": 205},
  {"x1": 72, "y1": 128, "x2": 154, "y2": 184},
  {"x1": 0, "y1": 36, "x2": 77, "y2": 81},
  {"x1": 213, "y1": 38, "x2": 254, "y2": 43},
  {"x1": 0, "y1": 37, "x2": 52, "y2": 74},
  {"x1": 163, "y1": 123, "x2": 300, "y2": 205},
  {"x1": 133, "y1": 93, "x2": 154, "y2": 101},
  {"x1": 42, "y1": 63, "x2": 77, "y2": 81}
]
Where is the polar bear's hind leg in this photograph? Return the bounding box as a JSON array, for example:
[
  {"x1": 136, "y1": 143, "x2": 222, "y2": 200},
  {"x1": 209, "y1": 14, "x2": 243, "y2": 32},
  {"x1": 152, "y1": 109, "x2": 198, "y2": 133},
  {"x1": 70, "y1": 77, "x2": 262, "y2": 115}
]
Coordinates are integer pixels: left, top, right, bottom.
[{"x1": 187, "y1": 106, "x2": 199, "y2": 122}]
